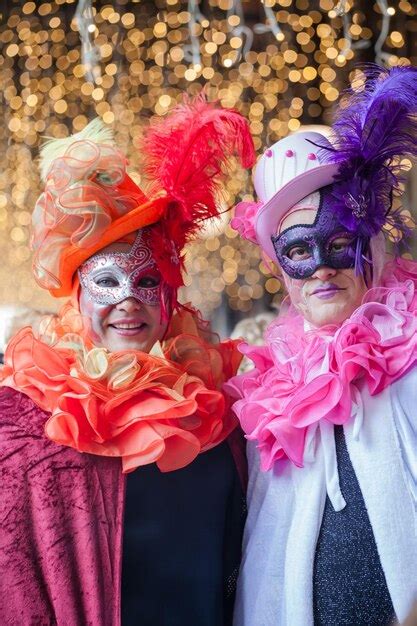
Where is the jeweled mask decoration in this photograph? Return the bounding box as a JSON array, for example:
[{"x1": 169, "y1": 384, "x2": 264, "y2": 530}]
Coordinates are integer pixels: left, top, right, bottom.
[
  {"x1": 79, "y1": 228, "x2": 164, "y2": 306},
  {"x1": 271, "y1": 186, "x2": 369, "y2": 280}
]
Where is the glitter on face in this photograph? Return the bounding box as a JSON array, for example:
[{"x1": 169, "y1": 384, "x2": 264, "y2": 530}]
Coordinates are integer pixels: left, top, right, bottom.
[
  {"x1": 78, "y1": 235, "x2": 172, "y2": 353},
  {"x1": 78, "y1": 228, "x2": 161, "y2": 307},
  {"x1": 271, "y1": 187, "x2": 359, "y2": 280}
]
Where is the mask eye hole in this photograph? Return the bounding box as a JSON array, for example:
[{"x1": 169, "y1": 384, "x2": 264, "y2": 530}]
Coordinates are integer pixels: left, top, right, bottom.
[
  {"x1": 286, "y1": 244, "x2": 311, "y2": 261},
  {"x1": 329, "y1": 237, "x2": 353, "y2": 254},
  {"x1": 94, "y1": 276, "x2": 119, "y2": 288},
  {"x1": 136, "y1": 274, "x2": 161, "y2": 289}
]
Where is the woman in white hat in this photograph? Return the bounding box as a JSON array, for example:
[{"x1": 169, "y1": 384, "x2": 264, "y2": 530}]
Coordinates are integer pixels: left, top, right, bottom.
[{"x1": 228, "y1": 66, "x2": 417, "y2": 625}]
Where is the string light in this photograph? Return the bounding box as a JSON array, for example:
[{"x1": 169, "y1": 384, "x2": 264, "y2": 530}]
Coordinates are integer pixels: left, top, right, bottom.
[
  {"x1": 75, "y1": 0, "x2": 101, "y2": 82},
  {"x1": 0, "y1": 0, "x2": 415, "y2": 319}
]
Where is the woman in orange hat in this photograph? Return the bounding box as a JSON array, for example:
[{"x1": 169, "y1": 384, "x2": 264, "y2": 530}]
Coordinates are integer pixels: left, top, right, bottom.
[{"x1": 0, "y1": 97, "x2": 255, "y2": 625}]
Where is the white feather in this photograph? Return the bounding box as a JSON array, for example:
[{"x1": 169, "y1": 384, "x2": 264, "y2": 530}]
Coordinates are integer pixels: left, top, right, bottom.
[{"x1": 39, "y1": 117, "x2": 114, "y2": 182}]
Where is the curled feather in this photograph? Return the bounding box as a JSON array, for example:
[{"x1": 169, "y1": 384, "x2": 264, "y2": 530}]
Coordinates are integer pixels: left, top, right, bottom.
[
  {"x1": 141, "y1": 93, "x2": 255, "y2": 236},
  {"x1": 332, "y1": 65, "x2": 417, "y2": 168},
  {"x1": 325, "y1": 65, "x2": 417, "y2": 244},
  {"x1": 140, "y1": 93, "x2": 255, "y2": 291}
]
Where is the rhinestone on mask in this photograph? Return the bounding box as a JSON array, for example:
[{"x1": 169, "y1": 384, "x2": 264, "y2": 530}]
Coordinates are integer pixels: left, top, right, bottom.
[{"x1": 344, "y1": 192, "x2": 367, "y2": 219}]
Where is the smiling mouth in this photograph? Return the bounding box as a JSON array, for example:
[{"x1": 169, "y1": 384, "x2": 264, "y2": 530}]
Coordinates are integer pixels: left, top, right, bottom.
[{"x1": 108, "y1": 322, "x2": 147, "y2": 335}]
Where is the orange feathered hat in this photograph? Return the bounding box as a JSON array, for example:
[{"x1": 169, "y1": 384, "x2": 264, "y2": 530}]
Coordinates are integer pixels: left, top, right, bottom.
[{"x1": 32, "y1": 97, "x2": 255, "y2": 298}]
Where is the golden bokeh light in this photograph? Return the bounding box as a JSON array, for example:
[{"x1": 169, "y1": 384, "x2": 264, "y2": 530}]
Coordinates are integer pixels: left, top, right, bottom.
[{"x1": 0, "y1": 0, "x2": 415, "y2": 322}]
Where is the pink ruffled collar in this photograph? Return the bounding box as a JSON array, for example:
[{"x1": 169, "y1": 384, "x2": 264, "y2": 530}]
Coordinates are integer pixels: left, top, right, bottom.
[{"x1": 226, "y1": 258, "x2": 417, "y2": 471}]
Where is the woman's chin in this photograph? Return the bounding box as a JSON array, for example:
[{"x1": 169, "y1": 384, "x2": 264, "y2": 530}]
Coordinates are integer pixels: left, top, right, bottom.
[{"x1": 304, "y1": 301, "x2": 356, "y2": 328}]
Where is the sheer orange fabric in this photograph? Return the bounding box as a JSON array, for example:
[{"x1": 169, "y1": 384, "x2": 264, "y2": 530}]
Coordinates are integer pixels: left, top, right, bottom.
[{"x1": 32, "y1": 139, "x2": 167, "y2": 298}]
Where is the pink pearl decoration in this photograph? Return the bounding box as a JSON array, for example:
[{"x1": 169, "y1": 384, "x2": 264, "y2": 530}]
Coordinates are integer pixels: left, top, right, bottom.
[
  {"x1": 285, "y1": 149, "x2": 294, "y2": 157},
  {"x1": 265, "y1": 149, "x2": 273, "y2": 157},
  {"x1": 307, "y1": 153, "x2": 317, "y2": 160}
]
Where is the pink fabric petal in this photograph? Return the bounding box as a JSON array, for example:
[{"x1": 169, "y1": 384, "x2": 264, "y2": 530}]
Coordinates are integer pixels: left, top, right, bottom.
[
  {"x1": 288, "y1": 374, "x2": 350, "y2": 428},
  {"x1": 263, "y1": 418, "x2": 306, "y2": 468}
]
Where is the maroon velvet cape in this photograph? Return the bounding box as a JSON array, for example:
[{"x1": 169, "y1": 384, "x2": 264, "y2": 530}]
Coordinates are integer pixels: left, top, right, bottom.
[{"x1": 0, "y1": 386, "x2": 125, "y2": 625}]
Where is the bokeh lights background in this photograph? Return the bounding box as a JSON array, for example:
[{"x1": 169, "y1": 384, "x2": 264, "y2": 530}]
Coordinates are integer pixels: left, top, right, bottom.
[{"x1": 0, "y1": 0, "x2": 416, "y2": 330}]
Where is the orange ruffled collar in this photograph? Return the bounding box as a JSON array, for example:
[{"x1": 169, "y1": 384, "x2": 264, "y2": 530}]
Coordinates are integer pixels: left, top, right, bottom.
[{"x1": 0, "y1": 304, "x2": 241, "y2": 473}]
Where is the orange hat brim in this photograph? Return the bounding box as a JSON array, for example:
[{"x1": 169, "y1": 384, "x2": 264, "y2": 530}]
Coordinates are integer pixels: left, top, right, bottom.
[{"x1": 49, "y1": 196, "x2": 169, "y2": 298}]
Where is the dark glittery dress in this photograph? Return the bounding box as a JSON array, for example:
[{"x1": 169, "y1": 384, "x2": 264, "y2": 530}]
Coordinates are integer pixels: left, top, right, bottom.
[
  {"x1": 313, "y1": 425, "x2": 396, "y2": 626},
  {"x1": 121, "y1": 441, "x2": 246, "y2": 626}
]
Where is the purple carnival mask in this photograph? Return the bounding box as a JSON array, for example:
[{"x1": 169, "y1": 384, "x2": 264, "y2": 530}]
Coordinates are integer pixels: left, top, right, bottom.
[
  {"x1": 79, "y1": 228, "x2": 162, "y2": 306},
  {"x1": 271, "y1": 186, "x2": 365, "y2": 280}
]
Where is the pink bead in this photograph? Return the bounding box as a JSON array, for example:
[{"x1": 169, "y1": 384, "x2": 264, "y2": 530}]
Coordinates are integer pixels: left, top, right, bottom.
[
  {"x1": 265, "y1": 149, "x2": 273, "y2": 157},
  {"x1": 285, "y1": 149, "x2": 294, "y2": 157},
  {"x1": 307, "y1": 153, "x2": 317, "y2": 160}
]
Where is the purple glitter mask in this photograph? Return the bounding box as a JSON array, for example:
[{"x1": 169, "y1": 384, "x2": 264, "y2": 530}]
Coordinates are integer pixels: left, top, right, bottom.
[
  {"x1": 271, "y1": 186, "x2": 367, "y2": 280},
  {"x1": 79, "y1": 228, "x2": 163, "y2": 306}
]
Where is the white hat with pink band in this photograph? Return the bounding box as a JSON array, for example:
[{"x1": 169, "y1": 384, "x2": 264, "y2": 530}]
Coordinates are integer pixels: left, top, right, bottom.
[
  {"x1": 253, "y1": 131, "x2": 340, "y2": 260},
  {"x1": 231, "y1": 66, "x2": 417, "y2": 283}
]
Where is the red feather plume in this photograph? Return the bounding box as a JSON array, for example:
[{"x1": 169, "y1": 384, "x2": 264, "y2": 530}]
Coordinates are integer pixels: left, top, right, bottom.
[{"x1": 141, "y1": 93, "x2": 256, "y2": 290}]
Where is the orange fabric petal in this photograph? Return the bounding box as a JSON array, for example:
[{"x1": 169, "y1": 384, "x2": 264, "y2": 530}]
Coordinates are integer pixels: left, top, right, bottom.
[{"x1": 155, "y1": 432, "x2": 200, "y2": 472}]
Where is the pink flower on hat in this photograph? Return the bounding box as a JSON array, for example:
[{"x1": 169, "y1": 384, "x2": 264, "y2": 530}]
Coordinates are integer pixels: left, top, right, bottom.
[{"x1": 230, "y1": 200, "x2": 262, "y2": 244}]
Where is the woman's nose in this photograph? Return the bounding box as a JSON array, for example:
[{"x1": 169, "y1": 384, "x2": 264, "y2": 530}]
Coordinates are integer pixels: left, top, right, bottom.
[
  {"x1": 313, "y1": 265, "x2": 337, "y2": 281},
  {"x1": 115, "y1": 297, "x2": 142, "y2": 312}
]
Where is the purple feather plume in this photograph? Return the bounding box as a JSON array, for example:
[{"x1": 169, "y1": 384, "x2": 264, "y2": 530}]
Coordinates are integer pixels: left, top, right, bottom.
[{"x1": 324, "y1": 65, "x2": 417, "y2": 246}]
